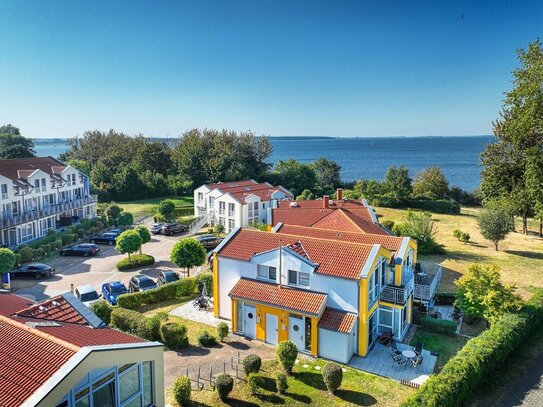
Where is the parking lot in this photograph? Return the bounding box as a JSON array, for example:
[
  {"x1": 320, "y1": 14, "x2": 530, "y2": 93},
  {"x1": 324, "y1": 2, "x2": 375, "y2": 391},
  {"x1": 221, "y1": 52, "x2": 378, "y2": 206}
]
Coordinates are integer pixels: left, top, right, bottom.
[{"x1": 12, "y1": 233, "x2": 206, "y2": 302}]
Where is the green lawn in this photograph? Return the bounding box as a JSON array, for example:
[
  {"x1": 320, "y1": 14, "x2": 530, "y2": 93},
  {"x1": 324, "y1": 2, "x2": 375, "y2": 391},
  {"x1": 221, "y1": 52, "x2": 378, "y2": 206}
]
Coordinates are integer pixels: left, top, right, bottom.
[
  {"x1": 174, "y1": 359, "x2": 413, "y2": 407},
  {"x1": 115, "y1": 196, "x2": 194, "y2": 219},
  {"x1": 410, "y1": 328, "x2": 468, "y2": 372}
]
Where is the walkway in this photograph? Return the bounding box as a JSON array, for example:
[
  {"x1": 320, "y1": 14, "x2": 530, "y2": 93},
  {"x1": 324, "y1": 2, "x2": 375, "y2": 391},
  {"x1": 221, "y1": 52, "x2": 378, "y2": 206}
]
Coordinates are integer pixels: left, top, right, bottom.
[{"x1": 169, "y1": 300, "x2": 229, "y2": 327}]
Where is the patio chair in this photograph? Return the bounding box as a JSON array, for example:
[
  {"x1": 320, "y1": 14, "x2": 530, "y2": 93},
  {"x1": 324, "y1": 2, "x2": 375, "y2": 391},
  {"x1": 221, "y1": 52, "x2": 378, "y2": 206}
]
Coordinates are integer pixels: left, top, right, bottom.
[
  {"x1": 414, "y1": 341, "x2": 423, "y2": 356},
  {"x1": 390, "y1": 340, "x2": 402, "y2": 355},
  {"x1": 412, "y1": 355, "x2": 423, "y2": 368},
  {"x1": 391, "y1": 353, "x2": 406, "y2": 367}
]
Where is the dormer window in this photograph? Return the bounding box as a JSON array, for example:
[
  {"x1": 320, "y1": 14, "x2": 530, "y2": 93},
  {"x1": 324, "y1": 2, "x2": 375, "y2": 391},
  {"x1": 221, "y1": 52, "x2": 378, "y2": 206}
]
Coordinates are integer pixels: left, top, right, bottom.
[
  {"x1": 288, "y1": 270, "x2": 310, "y2": 287},
  {"x1": 257, "y1": 265, "x2": 276, "y2": 281}
]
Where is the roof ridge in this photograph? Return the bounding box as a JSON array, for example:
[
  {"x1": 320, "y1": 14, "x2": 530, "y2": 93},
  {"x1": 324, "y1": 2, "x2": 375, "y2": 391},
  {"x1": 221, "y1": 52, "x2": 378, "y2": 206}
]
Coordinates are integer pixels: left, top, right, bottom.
[{"x1": 279, "y1": 224, "x2": 400, "y2": 239}]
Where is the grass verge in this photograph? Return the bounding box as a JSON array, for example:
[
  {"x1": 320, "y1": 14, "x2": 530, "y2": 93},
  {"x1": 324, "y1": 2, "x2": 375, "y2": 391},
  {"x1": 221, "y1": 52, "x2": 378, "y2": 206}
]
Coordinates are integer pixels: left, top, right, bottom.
[
  {"x1": 115, "y1": 196, "x2": 194, "y2": 219},
  {"x1": 410, "y1": 328, "x2": 468, "y2": 372}
]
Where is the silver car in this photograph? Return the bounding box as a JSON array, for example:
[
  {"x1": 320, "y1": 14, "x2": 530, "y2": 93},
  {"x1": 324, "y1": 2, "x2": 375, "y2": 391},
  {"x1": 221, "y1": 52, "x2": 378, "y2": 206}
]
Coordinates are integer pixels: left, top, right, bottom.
[{"x1": 150, "y1": 223, "x2": 164, "y2": 234}]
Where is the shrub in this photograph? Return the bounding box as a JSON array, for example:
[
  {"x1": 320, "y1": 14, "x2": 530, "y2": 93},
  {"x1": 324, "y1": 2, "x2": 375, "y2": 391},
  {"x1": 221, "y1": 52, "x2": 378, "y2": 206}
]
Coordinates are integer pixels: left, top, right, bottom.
[
  {"x1": 13, "y1": 253, "x2": 21, "y2": 266},
  {"x1": 322, "y1": 363, "x2": 343, "y2": 394},
  {"x1": 46, "y1": 229, "x2": 57, "y2": 237},
  {"x1": 381, "y1": 219, "x2": 395, "y2": 230},
  {"x1": 76, "y1": 228, "x2": 86, "y2": 238},
  {"x1": 215, "y1": 374, "x2": 234, "y2": 401},
  {"x1": 53, "y1": 239, "x2": 63, "y2": 250},
  {"x1": 116, "y1": 254, "x2": 155, "y2": 271},
  {"x1": 207, "y1": 228, "x2": 214, "y2": 234},
  {"x1": 435, "y1": 292, "x2": 456, "y2": 306},
  {"x1": 18, "y1": 246, "x2": 34, "y2": 263},
  {"x1": 459, "y1": 232, "x2": 470, "y2": 243},
  {"x1": 196, "y1": 273, "x2": 213, "y2": 295},
  {"x1": 197, "y1": 330, "x2": 216, "y2": 347},
  {"x1": 80, "y1": 218, "x2": 90, "y2": 228},
  {"x1": 243, "y1": 354, "x2": 262, "y2": 375},
  {"x1": 94, "y1": 220, "x2": 104, "y2": 230},
  {"x1": 408, "y1": 198, "x2": 461, "y2": 215},
  {"x1": 217, "y1": 322, "x2": 229, "y2": 341},
  {"x1": 89, "y1": 300, "x2": 113, "y2": 325},
  {"x1": 154, "y1": 213, "x2": 167, "y2": 223},
  {"x1": 116, "y1": 277, "x2": 198, "y2": 309},
  {"x1": 276, "y1": 340, "x2": 298, "y2": 374},
  {"x1": 147, "y1": 312, "x2": 168, "y2": 341},
  {"x1": 61, "y1": 233, "x2": 75, "y2": 245},
  {"x1": 420, "y1": 316, "x2": 457, "y2": 336},
  {"x1": 33, "y1": 248, "x2": 44, "y2": 258},
  {"x1": 370, "y1": 194, "x2": 402, "y2": 208},
  {"x1": 172, "y1": 376, "x2": 191, "y2": 406},
  {"x1": 275, "y1": 372, "x2": 288, "y2": 394},
  {"x1": 40, "y1": 244, "x2": 51, "y2": 254},
  {"x1": 453, "y1": 229, "x2": 462, "y2": 239},
  {"x1": 247, "y1": 373, "x2": 259, "y2": 395},
  {"x1": 160, "y1": 322, "x2": 189, "y2": 349},
  {"x1": 110, "y1": 308, "x2": 155, "y2": 341}
]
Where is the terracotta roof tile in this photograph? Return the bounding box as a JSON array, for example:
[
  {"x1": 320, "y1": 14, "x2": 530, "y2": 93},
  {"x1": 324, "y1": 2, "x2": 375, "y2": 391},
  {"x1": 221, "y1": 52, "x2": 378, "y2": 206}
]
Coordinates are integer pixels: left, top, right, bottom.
[
  {"x1": 229, "y1": 278, "x2": 327, "y2": 316},
  {"x1": 272, "y1": 208, "x2": 334, "y2": 227},
  {"x1": 206, "y1": 179, "x2": 258, "y2": 189},
  {"x1": 0, "y1": 156, "x2": 66, "y2": 181},
  {"x1": 276, "y1": 199, "x2": 368, "y2": 209},
  {"x1": 16, "y1": 295, "x2": 87, "y2": 325},
  {"x1": 318, "y1": 308, "x2": 357, "y2": 333},
  {"x1": 0, "y1": 293, "x2": 35, "y2": 316}
]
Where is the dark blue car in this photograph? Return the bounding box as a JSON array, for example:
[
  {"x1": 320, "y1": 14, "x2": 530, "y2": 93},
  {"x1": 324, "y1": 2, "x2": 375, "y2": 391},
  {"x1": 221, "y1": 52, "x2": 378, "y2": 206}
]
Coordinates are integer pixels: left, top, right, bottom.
[{"x1": 101, "y1": 281, "x2": 128, "y2": 305}]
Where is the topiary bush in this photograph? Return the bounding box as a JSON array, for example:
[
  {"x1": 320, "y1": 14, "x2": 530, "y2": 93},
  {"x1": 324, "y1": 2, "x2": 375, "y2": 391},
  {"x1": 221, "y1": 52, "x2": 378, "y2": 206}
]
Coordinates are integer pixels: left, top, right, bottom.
[
  {"x1": 276, "y1": 340, "x2": 298, "y2": 375},
  {"x1": 217, "y1": 322, "x2": 229, "y2": 342},
  {"x1": 322, "y1": 363, "x2": 343, "y2": 394},
  {"x1": 18, "y1": 246, "x2": 34, "y2": 263},
  {"x1": 13, "y1": 253, "x2": 21, "y2": 266},
  {"x1": 247, "y1": 372, "x2": 259, "y2": 395},
  {"x1": 172, "y1": 376, "x2": 191, "y2": 406},
  {"x1": 116, "y1": 254, "x2": 155, "y2": 271},
  {"x1": 276, "y1": 372, "x2": 288, "y2": 394},
  {"x1": 420, "y1": 316, "x2": 457, "y2": 336},
  {"x1": 160, "y1": 322, "x2": 189, "y2": 349},
  {"x1": 89, "y1": 300, "x2": 113, "y2": 325},
  {"x1": 197, "y1": 330, "x2": 217, "y2": 347},
  {"x1": 243, "y1": 354, "x2": 262, "y2": 375},
  {"x1": 215, "y1": 374, "x2": 233, "y2": 401}
]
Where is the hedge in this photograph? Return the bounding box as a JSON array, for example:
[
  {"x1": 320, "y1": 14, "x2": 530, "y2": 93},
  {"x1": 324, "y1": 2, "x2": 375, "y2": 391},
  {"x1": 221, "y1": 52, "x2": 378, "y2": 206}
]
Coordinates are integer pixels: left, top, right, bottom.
[
  {"x1": 109, "y1": 307, "x2": 158, "y2": 341},
  {"x1": 420, "y1": 316, "x2": 457, "y2": 336},
  {"x1": 117, "y1": 277, "x2": 198, "y2": 310},
  {"x1": 402, "y1": 290, "x2": 543, "y2": 407},
  {"x1": 116, "y1": 254, "x2": 155, "y2": 271},
  {"x1": 173, "y1": 206, "x2": 194, "y2": 217},
  {"x1": 160, "y1": 322, "x2": 189, "y2": 349},
  {"x1": 407, "y1": 199, "x2": 461, "y2": 215},
  {"x1": 90, "y1": 300, "x2": 113, "y2": 325},
  {"x1": 435, "y1": 292, "x2": 456, "y2": 306}
]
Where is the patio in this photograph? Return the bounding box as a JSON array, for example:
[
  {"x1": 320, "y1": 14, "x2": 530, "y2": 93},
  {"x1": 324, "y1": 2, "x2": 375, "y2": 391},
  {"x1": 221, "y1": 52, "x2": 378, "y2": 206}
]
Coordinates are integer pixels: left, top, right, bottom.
[
  {"x1": 349, "y1": 342, "x2": 437, "y2": 385},
  {"x1": 169, "y1": 299, "x2": 231, "y2": 327}
]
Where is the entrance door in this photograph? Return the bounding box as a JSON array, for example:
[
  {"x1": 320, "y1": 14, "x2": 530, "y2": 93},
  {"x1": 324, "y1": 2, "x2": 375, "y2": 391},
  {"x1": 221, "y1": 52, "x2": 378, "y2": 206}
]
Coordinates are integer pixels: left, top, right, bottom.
[
  {"x1": 243, "y1": 305, "x2": 256, "y2": 339},
  {"x1": 265, "y1": 314, "x2": 278, "y2": 345},
  {"x1": 288, "y1": 314, "x2": 305, "y2": 351}
]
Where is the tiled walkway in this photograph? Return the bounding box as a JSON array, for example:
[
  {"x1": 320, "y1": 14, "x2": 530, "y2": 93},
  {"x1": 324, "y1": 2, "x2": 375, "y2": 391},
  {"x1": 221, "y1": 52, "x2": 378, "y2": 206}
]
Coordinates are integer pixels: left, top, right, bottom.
[
  {"x1": 169, "y1": 300, "x2": 231, "y2": 327},
  {"x1": 349, "y1": 342, "x2": 436, "y2": 385}
]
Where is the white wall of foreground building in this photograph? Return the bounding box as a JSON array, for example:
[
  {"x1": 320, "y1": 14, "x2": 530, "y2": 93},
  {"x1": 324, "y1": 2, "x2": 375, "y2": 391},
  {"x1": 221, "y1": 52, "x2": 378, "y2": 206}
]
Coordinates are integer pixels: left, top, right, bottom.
[{"x1": 25, "y1": 342, "x2": 165, "y2": 407}]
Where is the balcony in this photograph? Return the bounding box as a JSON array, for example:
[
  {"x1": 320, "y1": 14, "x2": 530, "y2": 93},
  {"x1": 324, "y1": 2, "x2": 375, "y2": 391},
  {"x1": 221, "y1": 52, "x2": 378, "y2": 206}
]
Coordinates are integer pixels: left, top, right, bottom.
[
  {"x1": 380, "y1": 271, "x2": 414, "y2": 305},
  {"x1": 414, "y1": 262, "x2": 443, "y2": 304}
]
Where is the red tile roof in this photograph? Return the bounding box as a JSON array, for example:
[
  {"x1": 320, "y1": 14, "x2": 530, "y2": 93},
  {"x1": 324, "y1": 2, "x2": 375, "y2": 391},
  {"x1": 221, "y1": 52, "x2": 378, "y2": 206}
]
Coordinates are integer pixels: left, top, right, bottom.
[
  {"x1": 16, "y1": 295, "x2": 87, "y2": 325},
  {"x1": 204, "y1": 180, "x2": 293, "y2": 202},
  {"x1": 206, "y1": 179, "x2": 258, "y2": 189},
  {"x1": 229, "y1": 278, "x2": 327, "y2": 316},
  {"x1": 0, "y1": 293, "x2": 35, "y2": 316},
  {"x1": 0, "y1": 156, "x2": 67, "y2": 180},
  {"x1": 218, "y1": 229, "x2": 376, "y2": 280},
  {"x1": 318, "y1": 308, "x2": 357, "y2": 333},
  {"x1": 272, "y1": 208, "x2": 334, "y2": 227},
  {"x1": 276, "y1": 224, "x2": 403, "y2": 251},
  {"x1": 276, "y1": 199, "x2": 368, "y2": 209}
]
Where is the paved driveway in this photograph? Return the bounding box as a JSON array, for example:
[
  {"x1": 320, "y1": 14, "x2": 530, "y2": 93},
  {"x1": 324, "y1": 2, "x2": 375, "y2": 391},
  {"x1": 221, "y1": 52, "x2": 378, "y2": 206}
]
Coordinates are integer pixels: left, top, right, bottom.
[{"x1": 12, "y1": 233, "x2": 205, "y2": 301}]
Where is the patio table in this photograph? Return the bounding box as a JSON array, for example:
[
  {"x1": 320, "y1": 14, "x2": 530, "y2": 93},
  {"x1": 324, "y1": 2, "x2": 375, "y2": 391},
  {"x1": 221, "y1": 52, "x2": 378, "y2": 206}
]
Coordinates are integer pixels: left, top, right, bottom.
[{"x1": 402, "y1": 350, "x2": 416, "y2": 359}]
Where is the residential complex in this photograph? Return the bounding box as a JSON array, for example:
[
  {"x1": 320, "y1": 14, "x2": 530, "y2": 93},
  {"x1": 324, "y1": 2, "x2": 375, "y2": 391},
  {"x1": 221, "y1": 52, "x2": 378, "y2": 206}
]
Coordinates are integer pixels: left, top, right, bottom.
[
  {"x1": 0, "y1": 157, "x2": 97, "y2": 247},
  {"x1": 0, "y1": 292, "x2": 164, "y2": 407},
  {"x1": 193, "y1": 179, "x2": 292, "y2": 233}
]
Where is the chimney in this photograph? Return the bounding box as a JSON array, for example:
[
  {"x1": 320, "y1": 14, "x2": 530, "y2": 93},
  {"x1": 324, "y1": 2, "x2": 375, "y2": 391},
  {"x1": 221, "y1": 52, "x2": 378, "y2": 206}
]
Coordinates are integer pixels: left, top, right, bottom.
[
  {"x1": 337, "y1": 188, "x2": 343, "y2": 201},
  {"x1": 323, "y1": 195, "x2": 330, "y2": 208}
]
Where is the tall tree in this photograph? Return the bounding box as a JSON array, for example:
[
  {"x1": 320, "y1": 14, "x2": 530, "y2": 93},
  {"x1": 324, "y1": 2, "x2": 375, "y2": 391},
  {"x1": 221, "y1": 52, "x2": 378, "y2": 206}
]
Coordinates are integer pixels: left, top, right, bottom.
[
  {"x1": 384, "y1": 166, "x2": 412, "y2": 202},
  {"x1": 478, "y1": 201, "x2": 514, "y2": 250},
  {"x1": 310, "y1": 157, "x2": 341, "y2": 196},
  {"x1": 273, "y1": 159, "x2": 317, "y2": 197},
  {"x1": 0, "y1": 124, "x2": 36, "y2": 159},
  {"x1": 170, "y1": 238, "x2": 207, "y2": 276},
  {"x1": 115, "y1": 230, "x2": 142, "y2": 261},
  {"x1": 412, "y1": 166, "x2": 449, "y2": 199}
]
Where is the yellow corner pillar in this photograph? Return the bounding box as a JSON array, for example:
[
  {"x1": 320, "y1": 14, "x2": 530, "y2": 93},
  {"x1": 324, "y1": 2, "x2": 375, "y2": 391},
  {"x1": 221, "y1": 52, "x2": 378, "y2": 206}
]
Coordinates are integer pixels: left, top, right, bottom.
[
  {"x1": 232, "y1": 300, "x2": 237, "y2": 332},
  {"x1": 311, "y1": 316, "x2": 318, "y2": 356},
  {"x1": 213, "y1": 252, "x2": 219, "y2": 317}
]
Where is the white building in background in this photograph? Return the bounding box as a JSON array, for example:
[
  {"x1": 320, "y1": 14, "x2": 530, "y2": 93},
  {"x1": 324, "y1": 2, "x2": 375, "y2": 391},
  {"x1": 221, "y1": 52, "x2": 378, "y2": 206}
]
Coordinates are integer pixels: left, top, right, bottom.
[
  {"x1": 193, "y1": 179, "x2": 292, "y2": 233},
  {"x1": 0, "y1": 156, "x2": 97, "y2": 247}
]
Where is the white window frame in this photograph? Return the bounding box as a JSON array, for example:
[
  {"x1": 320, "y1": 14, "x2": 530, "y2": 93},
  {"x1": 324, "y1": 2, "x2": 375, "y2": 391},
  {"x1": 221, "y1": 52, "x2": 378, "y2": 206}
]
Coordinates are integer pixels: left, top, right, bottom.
[
  {"x1": 288, "y1": 269, "x2": 310, "y2": 287},
  {"x1": 257, "y1": 265, "x2": 277, "y2": 281},
  {"x1": 219, "y1": 201, "x2": 225, "y2": 215}
]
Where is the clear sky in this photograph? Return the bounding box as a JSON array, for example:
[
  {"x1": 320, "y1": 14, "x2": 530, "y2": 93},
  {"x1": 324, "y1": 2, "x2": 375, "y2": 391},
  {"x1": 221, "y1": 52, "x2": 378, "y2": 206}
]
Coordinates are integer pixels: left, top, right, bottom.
[{"x1": 0, "y1": 0, "x2": 541, "y2": 138}]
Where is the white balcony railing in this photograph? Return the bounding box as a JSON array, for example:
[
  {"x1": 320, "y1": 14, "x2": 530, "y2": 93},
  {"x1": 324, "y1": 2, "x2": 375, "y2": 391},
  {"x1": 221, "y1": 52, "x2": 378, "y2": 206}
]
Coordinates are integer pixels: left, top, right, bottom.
[
  {"x1": 414, "y1": 262, "x2": 443, "y2": 302},
  {"x1": 380, "y1": 274, "x2": 414, "y2": 305}
]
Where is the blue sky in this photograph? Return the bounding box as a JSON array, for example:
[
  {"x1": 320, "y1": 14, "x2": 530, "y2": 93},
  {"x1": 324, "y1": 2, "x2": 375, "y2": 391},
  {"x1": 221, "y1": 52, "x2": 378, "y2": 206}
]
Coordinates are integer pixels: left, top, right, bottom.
[{"x1": 0, "y1": 0, "x2": 541, "y2": 138}]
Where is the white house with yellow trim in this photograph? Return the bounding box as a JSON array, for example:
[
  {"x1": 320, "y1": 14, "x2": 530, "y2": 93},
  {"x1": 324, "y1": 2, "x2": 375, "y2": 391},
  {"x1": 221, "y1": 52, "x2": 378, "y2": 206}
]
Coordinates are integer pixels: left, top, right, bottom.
[{"x1": 212, "y1": 226, "x2": 418, "y2": 363}]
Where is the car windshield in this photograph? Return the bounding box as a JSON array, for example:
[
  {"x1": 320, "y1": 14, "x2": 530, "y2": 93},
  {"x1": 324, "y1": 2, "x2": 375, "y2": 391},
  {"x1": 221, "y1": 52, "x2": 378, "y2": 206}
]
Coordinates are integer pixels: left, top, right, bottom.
[
  {"x1": 111, "y1": 286, "x2": 127, "y2": 295},
  {"x1": 80, "y1": 291, "x2": 99, "y2": 302},
  {"x1": 139, "y1": 279, "x2": 156, "y2": 288},
  {"x1": 34, "y1": 264, "x2": 49, "y2": 270},
  {"x1": 164, "y1": 273, "x2": 179, "y2": 282}
]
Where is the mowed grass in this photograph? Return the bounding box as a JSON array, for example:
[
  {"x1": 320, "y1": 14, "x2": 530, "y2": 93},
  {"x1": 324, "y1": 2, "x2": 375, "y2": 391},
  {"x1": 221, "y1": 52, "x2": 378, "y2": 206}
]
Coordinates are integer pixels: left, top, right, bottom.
[
  {"x1": 174, "y1": 359, "x2": 413, "y2": 407},
  {"x1": 117, "y1": 196, "x2": 194, "y2": 219},
  {"x1": 375, "y1": 207, "x2": 543, "y2": 297},
  {"x1": 410, "y1": 328, "x2": 468, "y2": 372}
]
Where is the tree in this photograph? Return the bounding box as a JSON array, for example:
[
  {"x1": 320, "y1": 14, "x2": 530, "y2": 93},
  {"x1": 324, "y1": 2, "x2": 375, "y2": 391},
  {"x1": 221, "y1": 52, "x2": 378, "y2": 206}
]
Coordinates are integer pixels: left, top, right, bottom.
[
  {"x1": 158, "y1": 199, "x2": 176, "y2": 219},
  {"x1": 0, "y1": 124, "x2": 36, "y2": 159},
  {"x1": 310, "y1": 157, "x2": 341, "y2": 195},
  {"x1": 67, "y1": 159, "x2": 91, "y2": 176},
  {"x1": 384, "y1": 166, "x2": 412, "y2": 202},
  {"x1": 525, "y1": 148, "x2": 543, "y2": 236},
  {"x1": 170, "y1": 238, "x2": 206, "y2": 277},
  {"x1": 412, "y1": 166, "x2": 449, "y2": 199},
  {"x1": 115, "y1": 230, "x2": 142, "y2": 261},
  {"x1": 105, "y1": 203, "x2": 122, "y2": 221},
  {"x1": 296, "y1": 189, "x2": 314, "y2": 200},
  {"x1": 276, "y1": 340, "x2": 298, "y2": 375},
  {"x1": 116, "y1": 212, "x2": 134, "y2": 227},
  {"x1": 394, "y1": 210, "x2": 443, "y2": 254},
  {"x1": 273, "y1": 159, "x2": 317, "y2": 197},
  {"x1": 136, "y1": 226, "x2": 151, "y2": 254},
  {"x1": 0, "y1": 248, "x2": 16, "y2": 277},
  {"x1": 214, "y1": 224, "x2": 225, "y2": 237},
  {"x1": 478, "y1": 202, "x2": 514, "y2": 250},
  {"x1": 455, "y1": 263, "x2": 522, "y2": 324}
]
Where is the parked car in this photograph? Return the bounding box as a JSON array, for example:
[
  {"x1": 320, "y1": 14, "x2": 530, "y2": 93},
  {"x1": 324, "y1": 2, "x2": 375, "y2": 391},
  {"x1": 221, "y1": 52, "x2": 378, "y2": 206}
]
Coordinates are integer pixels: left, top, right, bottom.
[
  {"x1": 75, "y1": 284, "x2": 101, "y2": 307},
  {"x1": 161, "y1": 223, "x2": 188, "y2": 236},
  {"x1": 101, "y1": 281, "x2": 128, "y2": 305},
  {"x1": 195, "y1": 234, "x2": 223, "y2": 250},
  {"x1": 60, "y1": 243, "x2": 100, "y2": 257},
  {"x1": 150, "y1": 223, "x2": 165, "y2": 234},
  {"x1": 128, "y1": 275, "x2": 158, "y2": 293},
  {"x1": 89, "y1": 232, "x2": 117, "y2": 245},
  {"x1": 10, "y1": 263, "x2": 56, "y2": 280},
  {"x1": 157, "y1": 270, "x2": 180, "y2": 286},
  {"x1": 108, "y1": 228, "x2": 123, "y2": 237}
]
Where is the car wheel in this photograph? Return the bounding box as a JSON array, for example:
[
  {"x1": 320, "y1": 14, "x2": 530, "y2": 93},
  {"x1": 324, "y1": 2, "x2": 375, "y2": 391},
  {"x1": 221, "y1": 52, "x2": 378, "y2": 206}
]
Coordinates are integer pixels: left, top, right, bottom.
[
  {"x1": 50, "y1": 269, "x2": 55, "y2": 276},
  {"x1": 33, "y1": 274, "x2": 41, "y2": 280},
  {"x1": 108, "y1": 241, "x2": 114, "y2": 246}
]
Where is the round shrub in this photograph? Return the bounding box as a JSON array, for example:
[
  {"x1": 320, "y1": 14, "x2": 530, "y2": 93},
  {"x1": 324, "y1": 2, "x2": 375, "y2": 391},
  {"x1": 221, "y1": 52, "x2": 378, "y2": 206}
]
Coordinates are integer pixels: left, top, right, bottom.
[
  {"x1": 276, "y1": 340, "x2": 298, "y2": 375},
  {"x1": 94, "y1": 220, "x2": 104, "y2": 230},
  {"x1": 247, "y1": 372, "x2": 259, "y2": 395},
  {"x1": 76, "y1": 228, "x2": 86, "y2": 238},
  {"x1": 160, "y1": 322, "x2": 189, "y2": 349},
  {"x1": 90, "y1": 300, "x2": 113, "y2": 325},
  {"x1": 147, "y1": 312, "x2": 169, "y2": 341},
  {"x1": 215, "y1": 373, "x2": 233, "y2": 401},
  {"x1": 13, "y1": 253, "x2": 22, "y2": 266},
  {"x1": 18, "y1": 246, "x2": 34, "y2": 263},
  {"x1": 47, "y1": 229, "x2": 57, "y2": 237},
  {"x1": 172, "y1": 375, "x2": 191, "y2": 406},
  {"x1": 217, "y1": 322, "x2": 229, "y2": 342},
  {"x1": 41, "y1": 244, "x2": 52, "y2": 254},
  {"x1": 243, "y1": 354, "x2": 262, "y2": 375},
  {"x1": 322, "y1": 363, "x2": 343, "y2": 394},
  {"x1": 197, "y1": 330, "x2": 217, "y2": 347},
  {"x1": 54, "y1": 239, "x2": 63, "y2": 249},
  {"x1": 61, "y1": 233, "x2": 75, "y2": 245},
  {"x1": 275, "y1": 372, "x2": 288, "y2": 395},
  {"x1": 116, "y1": 254, "x2": 155, "y2": 271}
]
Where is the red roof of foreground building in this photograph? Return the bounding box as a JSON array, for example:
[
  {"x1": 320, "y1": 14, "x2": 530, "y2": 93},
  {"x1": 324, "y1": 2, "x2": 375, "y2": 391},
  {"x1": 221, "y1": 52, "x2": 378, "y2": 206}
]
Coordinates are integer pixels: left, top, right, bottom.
[
  {"x1": 229, "y1": 278, "x2": 327, "y2": 316},
  {"x1": 218, "y1": 229, "x2": 377, "y2": 280},
  {"x1": 276, "y1": 198, "x2": 368, "y2": 210},
  {"x1": 16, "y1": 295, "x2": 87, "y2": 325},
  {"x1": 318, "y1": 308, "x2": 357, "y2": 333}
]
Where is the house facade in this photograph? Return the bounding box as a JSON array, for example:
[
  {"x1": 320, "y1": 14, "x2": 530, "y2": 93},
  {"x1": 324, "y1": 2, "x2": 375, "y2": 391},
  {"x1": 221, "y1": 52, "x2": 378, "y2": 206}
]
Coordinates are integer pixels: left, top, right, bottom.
[
  {"x1": 0, "y1": 157, "x2": 97, "y2": 247},
  {"x1": 193, "y1": 179, "x2": 292, "y2": 233},
  {"x1": 212, "y1": 227, "x2": 417, "y2": 363},
  {"x1": 0, "y1": 292, "x2": 164, "y2": 407}
]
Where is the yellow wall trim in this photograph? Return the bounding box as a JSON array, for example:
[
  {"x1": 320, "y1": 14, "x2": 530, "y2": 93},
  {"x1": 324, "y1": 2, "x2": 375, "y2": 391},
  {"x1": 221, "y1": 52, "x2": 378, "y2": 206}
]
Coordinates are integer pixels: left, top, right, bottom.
[{"x1": 213, "y1": 252, "x2": 219, "y2": 317}]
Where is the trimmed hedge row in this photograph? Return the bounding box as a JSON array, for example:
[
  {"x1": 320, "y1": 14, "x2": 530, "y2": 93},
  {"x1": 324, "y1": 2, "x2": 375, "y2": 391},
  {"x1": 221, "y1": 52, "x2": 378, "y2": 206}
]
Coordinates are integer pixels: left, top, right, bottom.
[
  {"x1": 117, "y1": 254, "x2": 155, "y2": 271},
  {"x1": 369, "y1": 196, "x2": 461, "y2": 214},
  {"x1": 110, "y1": 307, "x2": 162, "y2": 341},
  {"x1": 420, "y1": 316, "x2": 457, "y2": 336},
  {"x1": 117, "y1": 277, "x2": 198, "y2": 310},
  {"x1": 402, "y1": 290, "x2": 543, "y2": 407}
]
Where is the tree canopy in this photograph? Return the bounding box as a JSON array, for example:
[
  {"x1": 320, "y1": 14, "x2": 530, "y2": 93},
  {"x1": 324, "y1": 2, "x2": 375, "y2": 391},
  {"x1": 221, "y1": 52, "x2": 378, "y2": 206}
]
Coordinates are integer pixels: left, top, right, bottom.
[
  {"x1": 170, "y1": 238, "x2": 207, "y2": 277},
  {"x1": 158, "y1": 199, "x2": 176, "y2": 219},
  {"x1": 273, "y1": 159, "x2": 317, "y2": 197},
  {"x1": 384, "y1": 166, "x2": 412, "y2": 202},
  {"x1": 412, "y1": 166, "x2": 449, "y2": 199},
  {"x1": 310, "y1": 157, "x2": 341, "y2": 196},
  {"x1": 115, "y1": 230, "x2": 142, "y2": 261},
  {"x1": 0, "y1": 248, "x2": 16, "y2": 274},
  {"x1": 136, "y1": 226, "x2": 151, "y2": 254},
  {"x1": 116, "y1": 212, "x2": 134, "y2": 226},
  {"x1": 0, "y1": 124, "x2": 36, "y2": 159},
  {"x1": 478, "y1": 201, "x2": 514, "y2": 250}
]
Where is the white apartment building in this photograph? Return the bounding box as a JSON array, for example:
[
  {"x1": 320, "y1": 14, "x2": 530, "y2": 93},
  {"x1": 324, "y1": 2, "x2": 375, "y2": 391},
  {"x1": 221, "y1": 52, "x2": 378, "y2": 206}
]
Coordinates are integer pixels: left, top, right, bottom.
[
  {"x1": 193, "y1": 179, "x2": 292, "y2": 233},
  {"x1": 0, "y1": 157, "x2": 97, "y2": 247}
]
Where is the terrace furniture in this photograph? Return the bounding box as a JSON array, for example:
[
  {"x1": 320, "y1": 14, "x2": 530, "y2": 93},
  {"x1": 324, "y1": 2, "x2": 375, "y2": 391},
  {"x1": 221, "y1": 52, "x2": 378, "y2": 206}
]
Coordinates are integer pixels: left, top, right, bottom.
[
  {"x1": 414, "y1": 341, "x2": 423, "y2": 356},
  {"x1": 390, "y1": 340, "x2": 402, "y2": 355},
  {"x1": 391, "y1": 353, "x2": 407, "y2": 367},
  {"x1": 412, "y1": 355, "x2": 424, "y2": 368},
  {"x1": 193, "y1": 295, "x2": 210, "y2": 311},
  {"x1": 378, "y1": 331, "x2": 393, "y2": 346},
  {"x1": 402, "y1": 349, "x2": 417, "y2": 359}
]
